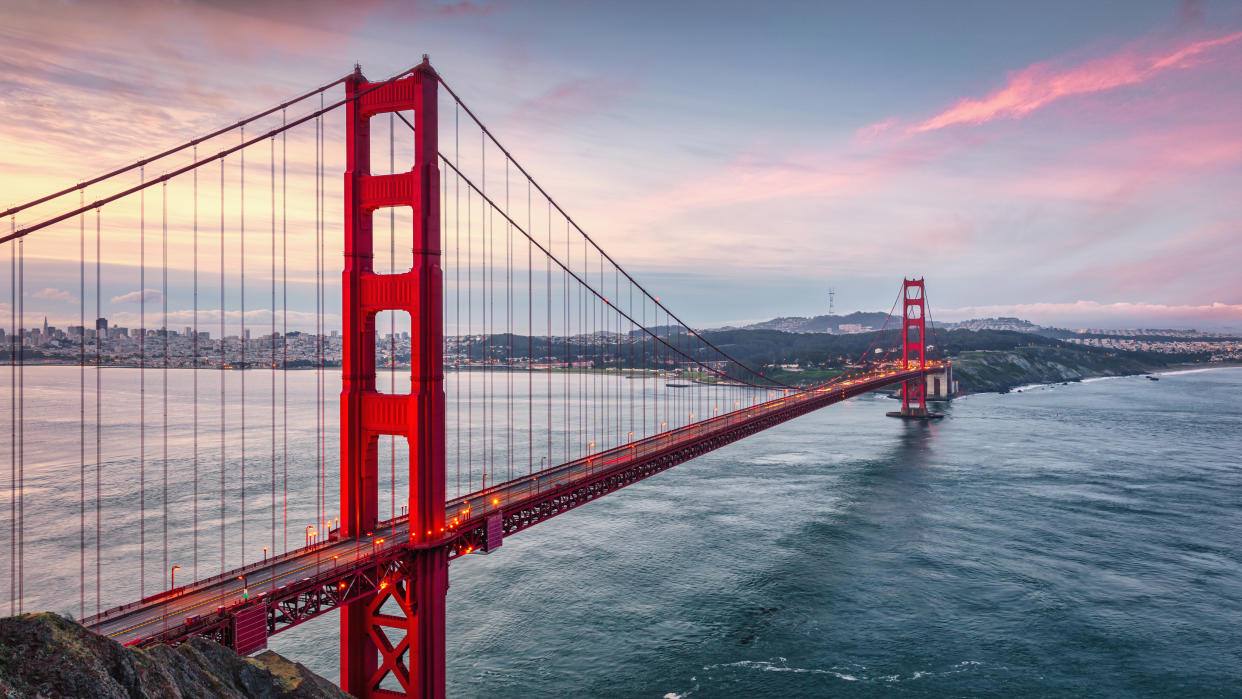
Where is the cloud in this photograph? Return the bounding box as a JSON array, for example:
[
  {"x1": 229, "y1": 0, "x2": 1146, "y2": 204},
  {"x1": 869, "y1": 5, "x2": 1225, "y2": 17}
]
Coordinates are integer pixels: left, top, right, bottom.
[
  {"x1": 111, "y1": 289, "x2": 163, "y2": 304},
  {"x1": 505, "y1": 76, "x2": 640, "y2": 133},
  {"x1": 906, "y1": 30, "x2": 1242, "y2": 134},
  {"x1": 31, "y1": 287, "x2": 73, "y2": 303},
  {"x1": 103, "y1": 307, "x2": 339, "y2": 332},
  {"x1": 940, "y1": 300, "x2": 1242, "y2": 326},
  {"x1": 855, "y1": 117, "x2": 897, "y2": 142}
]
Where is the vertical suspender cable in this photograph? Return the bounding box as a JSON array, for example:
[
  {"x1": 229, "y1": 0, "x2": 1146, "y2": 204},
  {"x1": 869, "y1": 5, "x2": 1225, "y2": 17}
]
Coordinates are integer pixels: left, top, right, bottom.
[
  {"x1": 270, "y1": 134, "x2": 277, "y2": 557},
  {"x1": 193, "y1": 147, "x2": 199, "y2": 582},
  {"x1": 504, "y1": 159, "x2": 510, "y2": 482},
  {"x1": 454, "y1": 104, "x2": 461, "y2": 499},
  {"x1": 441, "y1": 163, "x2": 447, "y2": 507},
  {"x1": 139, "y1": 164, "x2": 146, "y2": 600},
  {"x1": 527, "y1": 179, "x2": 532, "y2": 476},
  {"x1": 390, "y1": 113, "x2": 395, "y2": 523},
  {"x1": 8, "y1": 221, "x2": 14, "y2": 616},
  {"x1": 616, "y1": 266, "x2": 621, "y2": 445},
  {"x1": 281, "y1": 112, "x2": 288, "y2": 553},
  {"x1": 563, "y1": 219, "x2": 569, "y2": 466},
  {"x1": 219, "y1": 159, "x2": 227, "y2": 574},
  {"x1": 316, "y1": 97, "x2": 324, "y2": 533},
  {"x1": 79, "y1": 191, "x2": 86, "y2": 619},
  {"x1": 318, "y1": 96, "x2": 326, "y2": 533},
  {"x1": 95, "y1": 207, "x2": 102, "y2": 614},
  {"x1": 314, "y1": 104, "x2": 322, "y2": 532},
  {"x1": 464, "y1": 186, "x2": 466, "y2": 491},
  {"x1": 505, "y1": 158, "x2": 511, "y2": 482},
  {"x1": 240, "y1": 126, "x2": 247, "y2": 567},
  {"x1": 162, "y1": 180, "x2": 169, "y2": 594},
  {"x1": 580, "y1": 237, "x2": 585, "y2": 455},
  {"x1": 16, "y1": 235, "x2": 22, "y2": 612},
  {"x1": 545, "y1": 201, "x2": 551, "y2": 472},
  {"x1": 481, "y1": 134, "x2": 488, "y2": 488}
]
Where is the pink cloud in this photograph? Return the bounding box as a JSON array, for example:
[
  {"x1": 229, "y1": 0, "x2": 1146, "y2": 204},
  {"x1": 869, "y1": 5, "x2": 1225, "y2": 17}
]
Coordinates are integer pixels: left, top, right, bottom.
[
  {"x1": 855, "y1": 117, "x2": 897, "y2": 142},
  {"x1": 31, "y1": 287, "x2": 74, "y2": 303},
  {"x1": 995, "y1": 120, "x2": 1242, "y2": 210},
  {"x1": 631, "y1": 138, "x2": 947, "y2": 219},
  {"x1": 505, "y1": 77, "x2": 639, "y2": 131},
  {"x1": 909, "y1": 30, "x2": 1242, "y2": 133},
  {"x1": 111, "y1": 289, "x2": 163, "y2": 304},
  {"x1": 1067, "y1": 221, "x2": 1242, "y2": 297}
]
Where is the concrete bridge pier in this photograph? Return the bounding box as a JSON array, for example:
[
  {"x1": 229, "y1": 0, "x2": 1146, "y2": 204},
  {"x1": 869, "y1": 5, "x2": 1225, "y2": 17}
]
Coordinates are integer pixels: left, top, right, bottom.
[{"x1": 887, "y1": 365, "x2": 952, "y2": 419}]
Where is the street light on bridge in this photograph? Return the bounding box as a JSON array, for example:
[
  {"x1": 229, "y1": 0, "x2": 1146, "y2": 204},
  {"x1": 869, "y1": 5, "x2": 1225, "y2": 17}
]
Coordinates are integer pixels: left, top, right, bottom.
[{"x1": 170, "y1": 565, "x2": 180, "y2": 590}]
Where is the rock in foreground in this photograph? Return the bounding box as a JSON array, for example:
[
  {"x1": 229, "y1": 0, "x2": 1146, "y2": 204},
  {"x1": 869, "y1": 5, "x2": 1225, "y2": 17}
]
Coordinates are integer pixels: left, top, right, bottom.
[{"x1": 0, "y1": 612, "x2": 349, "y2": 698}]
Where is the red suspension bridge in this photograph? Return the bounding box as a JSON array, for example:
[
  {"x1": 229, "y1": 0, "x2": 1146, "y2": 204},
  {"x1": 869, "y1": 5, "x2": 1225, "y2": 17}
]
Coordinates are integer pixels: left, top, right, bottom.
[{"x1": 1, "y1": 58, "x2": 950, "y2": 697}]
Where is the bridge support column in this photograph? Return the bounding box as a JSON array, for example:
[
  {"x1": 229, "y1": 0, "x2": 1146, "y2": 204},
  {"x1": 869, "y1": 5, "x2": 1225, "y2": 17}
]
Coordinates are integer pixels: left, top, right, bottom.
[
  {"x1": 887, "y1": 278, "x2": 942, "y2": 420},
  {"x1": 341, "y1": 57, "x2": 447, "y2": 699}
]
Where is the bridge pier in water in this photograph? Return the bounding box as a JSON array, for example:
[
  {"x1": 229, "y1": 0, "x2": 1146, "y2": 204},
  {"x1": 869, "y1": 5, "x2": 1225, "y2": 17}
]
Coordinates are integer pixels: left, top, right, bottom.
[
  {"x1": 340, "y1": 58, "x2": 448, "y2": 698},
  {"x1": 888, "y1": 278, "x2": 945, "y2": 420}
]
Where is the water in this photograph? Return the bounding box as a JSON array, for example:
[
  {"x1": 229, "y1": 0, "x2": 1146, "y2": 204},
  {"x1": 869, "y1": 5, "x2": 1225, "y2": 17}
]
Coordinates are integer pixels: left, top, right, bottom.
[{"x1": 6, "y1": 367, "x2": 1242, "y2": 695}]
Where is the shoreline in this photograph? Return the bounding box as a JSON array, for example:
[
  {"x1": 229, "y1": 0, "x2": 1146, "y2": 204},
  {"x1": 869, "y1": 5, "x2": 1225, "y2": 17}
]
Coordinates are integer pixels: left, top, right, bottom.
[{"x1": 959, "y1": 362, "x2": 1242, "y2": 398}]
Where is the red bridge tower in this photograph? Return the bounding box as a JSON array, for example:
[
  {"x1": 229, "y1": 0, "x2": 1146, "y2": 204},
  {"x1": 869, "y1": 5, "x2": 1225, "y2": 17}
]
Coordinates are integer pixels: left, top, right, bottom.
[
  {"x1": 888, "y1": 277, "x2": 940, "y2": 419},
  {"x1": 340, "y1": 57, "x2": 447, "y2": 698}
]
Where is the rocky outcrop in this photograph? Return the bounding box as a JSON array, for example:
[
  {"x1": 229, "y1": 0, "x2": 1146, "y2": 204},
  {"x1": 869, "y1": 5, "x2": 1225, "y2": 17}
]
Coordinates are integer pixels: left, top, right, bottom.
[
  {"x1": 0, "y1": 613, "x2": 349, "y2": 699},
  {"x1": 951, "y1": 346, "x2": 1161, "y2": 394}
]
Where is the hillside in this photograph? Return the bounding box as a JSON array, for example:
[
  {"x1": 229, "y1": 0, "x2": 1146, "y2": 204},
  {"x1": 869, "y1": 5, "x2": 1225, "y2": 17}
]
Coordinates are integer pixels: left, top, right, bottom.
[
  {"x1": 0, "y1": 612, "x2": 347, "y2": 699},
  {"x1": 950, "y1": 346, "x2": 1162, "y2": 394},
  {"x1": 740, "y1": 311, "x2": 895, "y2": 333}
]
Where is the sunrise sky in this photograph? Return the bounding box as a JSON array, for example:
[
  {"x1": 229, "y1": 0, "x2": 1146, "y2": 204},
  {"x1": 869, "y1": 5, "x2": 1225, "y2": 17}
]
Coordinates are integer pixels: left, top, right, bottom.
[{"x1": 2, "y1": 0, "x2": 1240, "y2": 329}]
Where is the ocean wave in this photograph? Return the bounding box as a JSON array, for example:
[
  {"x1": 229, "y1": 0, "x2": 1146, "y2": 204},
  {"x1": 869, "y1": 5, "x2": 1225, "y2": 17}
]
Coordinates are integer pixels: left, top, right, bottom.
[{"x1": 700, "y1": 658, "x2": 984, "y2": 684}]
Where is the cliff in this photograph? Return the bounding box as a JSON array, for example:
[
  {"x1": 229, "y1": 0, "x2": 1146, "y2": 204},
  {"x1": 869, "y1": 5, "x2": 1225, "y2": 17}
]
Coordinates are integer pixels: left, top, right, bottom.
[
  {"x1": 0, "y1": 612, "x2": 348, "y2": 699},
  {"x1": 951, "y1": 346, "x2": 1161, "y2": 394}
]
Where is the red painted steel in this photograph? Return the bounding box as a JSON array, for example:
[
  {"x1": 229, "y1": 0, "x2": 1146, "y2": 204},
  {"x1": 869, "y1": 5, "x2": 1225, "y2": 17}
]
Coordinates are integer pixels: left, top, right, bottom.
[
  {"x1": 340, "y1": 57, "x2": 446, "y2": 699},
  {"x1": 900, "y1": 278, "x2": 928, "y2": 416},
  {"x1": 232, "y1": 604, "x2": 269, "y2": 655}
]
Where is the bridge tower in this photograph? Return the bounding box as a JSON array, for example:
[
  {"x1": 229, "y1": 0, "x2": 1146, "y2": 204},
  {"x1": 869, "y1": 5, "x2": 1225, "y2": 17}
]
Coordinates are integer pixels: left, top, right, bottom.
[
  {"x1": 895, "y1": 278, "x2": 929, "y2": 418},
  {"x1": 340, "y1": 57, "x2": 447, "y2": 698}
]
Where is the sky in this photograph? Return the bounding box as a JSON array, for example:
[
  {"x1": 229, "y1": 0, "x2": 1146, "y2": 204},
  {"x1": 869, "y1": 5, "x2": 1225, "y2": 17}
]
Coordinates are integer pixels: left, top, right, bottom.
[{"x1": 1, "y1": 0, "x2": 1240, "y2": 330}]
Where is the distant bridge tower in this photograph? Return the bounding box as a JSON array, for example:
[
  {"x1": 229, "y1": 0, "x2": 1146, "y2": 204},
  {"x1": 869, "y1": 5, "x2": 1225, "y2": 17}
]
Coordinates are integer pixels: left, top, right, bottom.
[
  {"x1": 340, "y1": 57, "x2": 447, "y2": 698},
  {"x1": 828, "y1": 287, "x2": 835, "y2": 316},
  {"x1": 888, "y1": 278, "x2": 939, "y2": 419}
]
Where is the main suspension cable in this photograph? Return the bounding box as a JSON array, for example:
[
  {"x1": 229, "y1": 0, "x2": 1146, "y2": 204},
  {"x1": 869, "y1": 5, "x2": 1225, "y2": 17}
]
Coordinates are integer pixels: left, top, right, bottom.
[{"x1": 430, "y1": 77, "x2": 788, "y2": 389}]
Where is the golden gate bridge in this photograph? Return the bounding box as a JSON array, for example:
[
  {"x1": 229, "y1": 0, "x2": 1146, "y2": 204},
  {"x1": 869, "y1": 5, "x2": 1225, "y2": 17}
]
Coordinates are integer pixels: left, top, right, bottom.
[{"x1": 1, "y1": 57, "x2": 948, "y2": 697}]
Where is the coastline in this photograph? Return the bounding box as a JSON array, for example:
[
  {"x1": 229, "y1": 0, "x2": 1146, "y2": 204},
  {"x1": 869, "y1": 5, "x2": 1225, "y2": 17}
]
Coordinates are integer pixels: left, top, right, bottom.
[{"x1": 962, "y1": 361, "x2": 1242, "y2": 398}]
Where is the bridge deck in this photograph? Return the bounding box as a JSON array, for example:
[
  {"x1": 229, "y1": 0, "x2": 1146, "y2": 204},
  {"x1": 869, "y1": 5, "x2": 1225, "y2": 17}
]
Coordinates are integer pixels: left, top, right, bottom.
[{"x1": 87, "y1": 366, "x2": 942, "y2": 648}]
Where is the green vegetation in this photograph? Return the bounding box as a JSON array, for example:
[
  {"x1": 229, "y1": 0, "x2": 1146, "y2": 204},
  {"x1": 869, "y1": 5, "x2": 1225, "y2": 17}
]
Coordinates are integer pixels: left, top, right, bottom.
[{"x1": 950, "y1": 346, "x2": 1163, "y2": 394}]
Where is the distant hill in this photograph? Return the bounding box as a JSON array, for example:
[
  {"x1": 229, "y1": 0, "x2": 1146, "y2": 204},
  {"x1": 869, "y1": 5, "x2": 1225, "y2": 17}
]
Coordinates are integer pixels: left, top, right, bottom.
[
  {"x1": 731, "y1": 313, "x2": 1050, "y2": 335},
  {"x1": 739, "y1": 312, "x2": 897, "y2": 334}
]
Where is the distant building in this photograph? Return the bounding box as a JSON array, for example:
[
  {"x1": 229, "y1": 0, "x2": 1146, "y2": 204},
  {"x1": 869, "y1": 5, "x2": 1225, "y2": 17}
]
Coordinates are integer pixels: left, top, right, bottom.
[
  {"x1": 838, "y1": 323, "x2": 864, "y2": 333},
  {"x1": 96, "y1": 317, "x2": 108, "y2": 333}
]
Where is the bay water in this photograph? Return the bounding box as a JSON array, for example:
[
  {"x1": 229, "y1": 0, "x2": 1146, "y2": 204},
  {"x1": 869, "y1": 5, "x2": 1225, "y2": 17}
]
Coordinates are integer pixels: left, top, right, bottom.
[{"x1": 4, "y1": 366, "x2": 1241, "y2": 696}]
